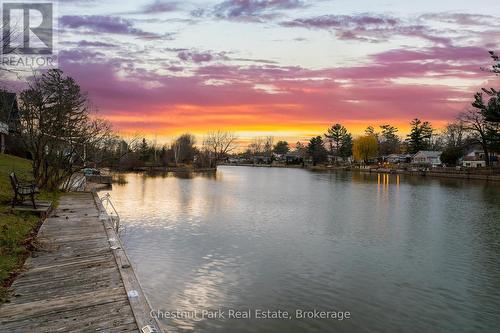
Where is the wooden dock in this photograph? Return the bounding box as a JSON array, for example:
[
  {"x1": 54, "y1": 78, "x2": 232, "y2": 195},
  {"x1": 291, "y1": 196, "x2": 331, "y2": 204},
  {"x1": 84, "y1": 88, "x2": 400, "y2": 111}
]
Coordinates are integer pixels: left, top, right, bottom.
[
  {"x1": 0, "y1": 192, "x2": 161, "y2": 332},
  {"x1": 12, "y1": 200, "x2": 53, "y2": 218}
]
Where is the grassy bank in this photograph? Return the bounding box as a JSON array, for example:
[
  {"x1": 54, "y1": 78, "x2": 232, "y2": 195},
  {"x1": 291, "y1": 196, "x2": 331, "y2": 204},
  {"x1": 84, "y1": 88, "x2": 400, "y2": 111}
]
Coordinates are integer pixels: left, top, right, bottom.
[{"x1": 0, "y1": 154, "x2": 60, "y2": 302}]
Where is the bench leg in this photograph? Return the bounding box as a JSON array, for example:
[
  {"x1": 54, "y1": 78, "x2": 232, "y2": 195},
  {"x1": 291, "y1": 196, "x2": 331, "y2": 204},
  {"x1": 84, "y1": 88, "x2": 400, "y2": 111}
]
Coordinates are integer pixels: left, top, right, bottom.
[{"x1": 30, "y1": 194, "x2": 37, "y2": 209}]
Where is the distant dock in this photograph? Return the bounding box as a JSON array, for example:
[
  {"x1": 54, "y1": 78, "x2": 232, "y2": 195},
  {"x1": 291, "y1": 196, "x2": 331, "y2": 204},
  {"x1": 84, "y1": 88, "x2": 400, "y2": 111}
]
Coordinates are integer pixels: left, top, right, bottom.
[{"x1": 0, "y1": 192, "x2": 162, "y2": 332}]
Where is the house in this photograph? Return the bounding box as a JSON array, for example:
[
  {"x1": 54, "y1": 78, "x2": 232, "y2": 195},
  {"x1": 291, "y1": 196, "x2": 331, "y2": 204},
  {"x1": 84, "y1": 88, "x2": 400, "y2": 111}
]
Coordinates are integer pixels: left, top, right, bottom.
[
  {"x1": 253, "y1": 155, "x2": 272, "y2": 164},
  {"x1": 385, "y1": 154, "x2": 412, "y2": 164},
  {"x1": 0, "y1": 91, "x2": 21, "y2": 154},
  {"x1": 285, "y1": 150, "x2": 304, "y2": 165},
  {"x1": 462, "y1": 149, "x2": 497, "y2": 168},
  {"x1": 411, "y1": 151, "x2": 442, "y2": 166},
  {"x1": 327, "y1": 155, "x2": 346, "y2": 164}
]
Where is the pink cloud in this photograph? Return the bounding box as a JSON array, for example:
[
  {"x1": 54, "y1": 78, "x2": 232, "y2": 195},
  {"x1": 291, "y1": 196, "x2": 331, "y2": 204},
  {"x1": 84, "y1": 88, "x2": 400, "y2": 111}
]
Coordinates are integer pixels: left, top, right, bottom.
[{"x1": 58, "y1": 44, "x2": 497, "y2": 136}]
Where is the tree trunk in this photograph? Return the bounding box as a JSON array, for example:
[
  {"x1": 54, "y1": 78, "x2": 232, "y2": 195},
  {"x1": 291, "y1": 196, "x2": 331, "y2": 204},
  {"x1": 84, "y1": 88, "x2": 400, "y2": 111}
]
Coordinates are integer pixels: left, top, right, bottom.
[{"x1": 482, "y1": 143, "x2": 490, "y2": 166}]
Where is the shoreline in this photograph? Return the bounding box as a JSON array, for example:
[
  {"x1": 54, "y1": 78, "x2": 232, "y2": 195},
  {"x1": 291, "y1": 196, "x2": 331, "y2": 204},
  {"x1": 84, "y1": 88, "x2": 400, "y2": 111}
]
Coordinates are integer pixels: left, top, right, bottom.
[
  {"x1": 352, "y1": 167, "x2": 500, "y2": 182},
  {"x1": 221, "y1": 163, "x2": 500, "y2": 182},
  {"x1": 116, "y1": 166, "x2": 217, "y2": 173}
]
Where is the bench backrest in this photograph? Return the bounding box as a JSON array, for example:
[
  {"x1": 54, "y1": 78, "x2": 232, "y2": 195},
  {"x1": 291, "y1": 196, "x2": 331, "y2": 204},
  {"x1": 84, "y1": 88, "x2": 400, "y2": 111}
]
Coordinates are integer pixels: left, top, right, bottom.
[{"x1": 9, "y1": 172, "x2": 18, "y2": 191}]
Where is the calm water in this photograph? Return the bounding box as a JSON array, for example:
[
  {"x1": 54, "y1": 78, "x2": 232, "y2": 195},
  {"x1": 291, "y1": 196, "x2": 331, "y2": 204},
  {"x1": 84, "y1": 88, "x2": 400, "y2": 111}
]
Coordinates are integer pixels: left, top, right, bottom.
[{"x1": 103, "y1": 167, "x2": 500, "y2": 333}]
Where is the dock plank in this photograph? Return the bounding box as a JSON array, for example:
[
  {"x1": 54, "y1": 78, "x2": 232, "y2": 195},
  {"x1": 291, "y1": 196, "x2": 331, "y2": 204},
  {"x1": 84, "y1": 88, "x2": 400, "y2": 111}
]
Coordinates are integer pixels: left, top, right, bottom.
[{"x1": 0, "y1": 193, "x2": 142, "y2": 332}]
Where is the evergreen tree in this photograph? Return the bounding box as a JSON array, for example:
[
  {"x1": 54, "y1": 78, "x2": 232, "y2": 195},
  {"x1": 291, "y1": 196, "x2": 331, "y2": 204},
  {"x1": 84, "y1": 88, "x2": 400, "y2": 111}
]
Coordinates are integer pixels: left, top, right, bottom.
[
  {"x1": 379, "y1": 124, "x2": 400, "y2": 155},
  {"x1": 273, "y1": 141, "x2": 290, "y2": 155},
  {"x1": 365, "y1": 126, "x2": 377, "y2": 137},
  {"x1": 325, "y1": 123, "x2": 352, "y2": 161},
  {"x1": 325, "y1": 124, "x2": 348, "y2": 155},
  {"x1": 406, "y1": 119, "x2": 433, "y2": 154},
  {"x1": 307, "y1": 136, "x2": 328, "y2": 166},
  {"x1": 139, "y1": 138, "x2": 149, "y2": 162},
  {"x1": 473, "y1": 51, "x2": 500, "y2": 123},
  {"x1": 338, "y1": 133, "x2": 353, "y2": 159}
]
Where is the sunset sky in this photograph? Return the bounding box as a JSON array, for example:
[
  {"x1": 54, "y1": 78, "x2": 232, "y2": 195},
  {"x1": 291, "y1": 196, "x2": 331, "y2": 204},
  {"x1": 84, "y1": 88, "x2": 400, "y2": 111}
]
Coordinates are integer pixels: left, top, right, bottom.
[{"x1": 53, "y1": 0, "x2": 500, "y2": 143}]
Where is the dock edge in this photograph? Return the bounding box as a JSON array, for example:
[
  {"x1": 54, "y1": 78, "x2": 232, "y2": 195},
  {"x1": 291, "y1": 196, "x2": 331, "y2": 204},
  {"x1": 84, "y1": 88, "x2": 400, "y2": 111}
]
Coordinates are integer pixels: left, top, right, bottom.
[{"x1": 92, "y1": 191, "x2": 164, "y2": 333}]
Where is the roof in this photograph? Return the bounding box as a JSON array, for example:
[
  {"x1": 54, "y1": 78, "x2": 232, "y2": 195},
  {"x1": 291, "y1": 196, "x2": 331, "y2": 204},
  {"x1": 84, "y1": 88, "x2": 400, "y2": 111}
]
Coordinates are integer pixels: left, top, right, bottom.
[
  {"x1": 463, "y1": 156, "x2": 484, "y2": 161},
  {"x1": 414, "y1": 151, "x2": 442, "y2": 158},
  {"x1": 286, "y1": 150, "x2": 303, "y2": 157},
  {"x1": 387, "y1": 154, "x2": 411, "y2": 158}
]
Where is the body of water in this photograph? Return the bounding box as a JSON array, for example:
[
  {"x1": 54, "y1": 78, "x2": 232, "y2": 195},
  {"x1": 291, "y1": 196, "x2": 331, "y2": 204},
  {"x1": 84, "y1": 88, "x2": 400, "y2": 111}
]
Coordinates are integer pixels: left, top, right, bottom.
[{"x1": 103, "y1": 167, "x2": 500, "y2": 333}]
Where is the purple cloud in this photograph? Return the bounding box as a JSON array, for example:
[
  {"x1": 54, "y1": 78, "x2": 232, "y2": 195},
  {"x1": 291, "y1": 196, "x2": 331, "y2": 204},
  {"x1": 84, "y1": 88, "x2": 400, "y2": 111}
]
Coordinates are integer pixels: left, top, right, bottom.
[
  {"x1": 177, "y1": 50, "x2": 228, "y2": 63},
  {"x1": 57, "y1": 54, "x2": 482, "y2": 130},
  {"x1": 213, "y1": 0, "x2": 305, "y2": 20},
  {"x1": 373, "y1": 46, "x2": 490, "y2": 64},
  {"x1": 76, "y1": 40, "x2": 116, "y2": 48},
  {"x1": 281, "y1": 14, "x2": 452, "y2": 45},
  {"x1": 143, "y1": 1, "x2": 177, "y2": 13},
  {"x1": 131, "y1": 1, "x2": 179, "y2": 14},
  {"x1": 60, "y1": 15, "x2": 158, "y2": 37},
  {"x1": 282, "y1": 14, "x2": 398, "y2": 29},
  {"x1": 420, "y1": 13, "x2": 500, "y2": 26},
  {"x1": 59, "y1": 49, "x2": 106, "y2": 63}
]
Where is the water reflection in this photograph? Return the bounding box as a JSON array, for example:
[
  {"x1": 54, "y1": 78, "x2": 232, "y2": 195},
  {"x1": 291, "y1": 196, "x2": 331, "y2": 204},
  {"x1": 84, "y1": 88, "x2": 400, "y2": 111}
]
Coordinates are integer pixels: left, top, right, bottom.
[{"x1": 103, "y1": 167, "x2": 500, "y2": 333}]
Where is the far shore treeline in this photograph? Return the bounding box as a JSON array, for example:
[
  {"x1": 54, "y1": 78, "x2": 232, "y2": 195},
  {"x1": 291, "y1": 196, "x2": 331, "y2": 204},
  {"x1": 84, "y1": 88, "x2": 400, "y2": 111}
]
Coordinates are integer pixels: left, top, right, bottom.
[{"x1": 1, "y1": 52, "x2": 499, "y2": 191}]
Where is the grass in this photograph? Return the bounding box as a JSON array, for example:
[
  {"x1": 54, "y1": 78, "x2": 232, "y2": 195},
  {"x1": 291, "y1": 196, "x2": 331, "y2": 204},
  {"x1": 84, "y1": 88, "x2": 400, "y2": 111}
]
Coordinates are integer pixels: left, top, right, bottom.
[{"x1": 0, "y1": 153, "x2": 60, "y2": 302}]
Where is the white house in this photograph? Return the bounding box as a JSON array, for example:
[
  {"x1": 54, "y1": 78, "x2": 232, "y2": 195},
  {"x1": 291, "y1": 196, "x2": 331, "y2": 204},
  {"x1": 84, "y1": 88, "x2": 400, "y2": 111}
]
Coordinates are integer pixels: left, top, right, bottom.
[
  {"x1": 386, "y1": 154, "x2": 412, "y2": 164},
  {"x1": 462, "y1": 150, "x2": 487, "y2": 168},
  {"x1": 411, "y1": 151, "x2": 442, "y2": 166}
]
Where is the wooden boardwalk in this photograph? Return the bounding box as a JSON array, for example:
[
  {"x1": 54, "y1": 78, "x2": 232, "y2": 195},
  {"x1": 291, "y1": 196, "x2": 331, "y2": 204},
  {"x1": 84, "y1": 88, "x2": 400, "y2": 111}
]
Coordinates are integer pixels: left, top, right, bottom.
[{"x1": 0, "y1": 192, "x2": 156, "y2": 332}]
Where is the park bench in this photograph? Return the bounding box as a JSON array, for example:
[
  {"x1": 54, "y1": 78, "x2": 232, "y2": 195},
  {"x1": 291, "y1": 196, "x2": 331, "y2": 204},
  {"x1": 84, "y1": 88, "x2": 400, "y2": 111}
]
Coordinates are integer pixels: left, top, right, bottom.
[{"x1": 9, "y1": 172, "x2": 39, "y2": 209}]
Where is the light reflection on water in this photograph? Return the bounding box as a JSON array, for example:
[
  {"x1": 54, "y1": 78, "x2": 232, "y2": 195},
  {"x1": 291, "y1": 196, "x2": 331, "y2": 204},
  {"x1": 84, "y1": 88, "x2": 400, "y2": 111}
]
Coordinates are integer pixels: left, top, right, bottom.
[{"x1": 103, "y1": 167, "x2": 500, "y2": 333}]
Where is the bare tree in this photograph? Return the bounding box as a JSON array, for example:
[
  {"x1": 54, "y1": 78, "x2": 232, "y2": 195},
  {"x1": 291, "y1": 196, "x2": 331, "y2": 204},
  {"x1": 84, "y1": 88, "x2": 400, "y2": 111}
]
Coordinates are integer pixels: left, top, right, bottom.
[
  {"x1": 263, "y1": 136, "x2": 274, "y2": 158},
  {"x1": 172, "y1": 134, "x2": 196, "y2": 165},
  {"x1": 459, "y1": 109, "x2": 499, "y2": 166},
  {"x1": 442, "y1": 120, "x2": 466, "y2": 148},
  {"x1": 248, "y1": 137, "x2": 263, "y2": 155},
  {"x1": 18, "y1": 69, "x2": 114, "y2": 190},
  {"x1": 203, "y1": 131, "x2": 238, "y2": 166},
  {"x1": 325, "y1": 124, "x2": 349, "y2": 156},
  {"x1": 1, "y1": 20, "x2": 24, "y2": 75}
]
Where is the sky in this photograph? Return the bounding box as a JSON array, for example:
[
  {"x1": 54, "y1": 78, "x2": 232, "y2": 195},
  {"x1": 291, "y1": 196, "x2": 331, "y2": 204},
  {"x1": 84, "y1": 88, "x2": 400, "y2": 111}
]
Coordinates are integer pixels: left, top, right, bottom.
[{"x1": 24, "y1": 0, "x2": 500, "y2": 143}]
